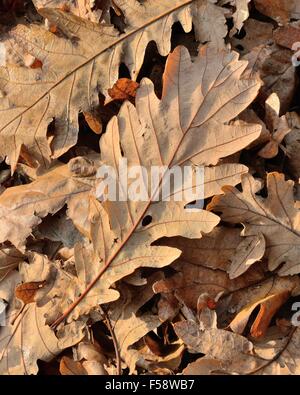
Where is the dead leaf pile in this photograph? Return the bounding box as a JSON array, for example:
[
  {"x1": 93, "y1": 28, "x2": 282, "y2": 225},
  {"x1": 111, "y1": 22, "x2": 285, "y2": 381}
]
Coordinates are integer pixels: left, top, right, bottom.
[{"x1": 0, "y1": 0, "x2": 300, "y2": 376}]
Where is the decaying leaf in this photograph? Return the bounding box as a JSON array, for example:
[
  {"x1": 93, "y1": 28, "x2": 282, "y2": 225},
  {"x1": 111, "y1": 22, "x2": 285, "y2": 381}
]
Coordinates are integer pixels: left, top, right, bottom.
[
  {"x1": 0, "y1": 271, "x2": 62, "y2": 375},
  {"x1": 209, "y1": 172, "x2": 300, "y2": 275}
]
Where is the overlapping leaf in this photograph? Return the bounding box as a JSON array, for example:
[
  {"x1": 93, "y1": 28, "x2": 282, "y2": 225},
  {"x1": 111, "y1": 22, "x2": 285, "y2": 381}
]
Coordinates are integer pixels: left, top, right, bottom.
[
  {"x1": 0, "y1": 0, "x2": 231, "y2": 171},
  {"x1": 209, "y1": 172, "x2": 300, "y2": 275}
]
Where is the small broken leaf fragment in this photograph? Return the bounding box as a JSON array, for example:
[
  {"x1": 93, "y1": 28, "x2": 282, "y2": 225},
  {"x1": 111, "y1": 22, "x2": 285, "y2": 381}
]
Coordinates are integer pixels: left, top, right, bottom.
[
  {"x1": 15, "y1": 281, "x2": 46, "y2": 304},
  {"x1": 108, "y1": 78, "x2": 139, "y2": 102}
]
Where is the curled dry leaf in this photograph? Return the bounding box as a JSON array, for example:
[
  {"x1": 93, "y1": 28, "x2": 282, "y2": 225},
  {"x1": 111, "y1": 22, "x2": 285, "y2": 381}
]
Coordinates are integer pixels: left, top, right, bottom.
[
  {"x1": 208, "y1": 172, "x2": 300, "y2": 275},
  {"x1": 219, "y1": 275, "x2": 300, "y2": 331},
  {"x1": 230, "y1": 291, "x2": 290, "y2": 339}
]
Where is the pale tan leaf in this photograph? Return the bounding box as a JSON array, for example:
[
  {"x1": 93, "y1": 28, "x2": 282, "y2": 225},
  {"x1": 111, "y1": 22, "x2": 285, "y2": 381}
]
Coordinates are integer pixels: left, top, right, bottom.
[
  {"x1": 11, "y1": 45, "x2": 260, "y2": 327},
  {"x1": 153, "y1": 228, "x2": 266, "y2": 310},
  {"x1": 0, "y1": 0, "x2": 231, "y2": 170},
  {"x1": 176, "y1": 308, "x2": 300, "y2": 374},
  {"x1": 208, "y1": 172, "x2": 300, "y2": 275},
  {"x1": 229, "y1": 233, "x2": 265, "y2": 279},
  {"x1": 0, "y1": 156, "x2": 97, "y2": 249},
  {"x1": 219, "y1": 275, "x2": 300, "y2": 330},
  {"x1": 0, "y1": 272, "x2": 63, "y2": 375},
  {"x1": 108, "y1": 274, "x2": 164, "y2": 374}
]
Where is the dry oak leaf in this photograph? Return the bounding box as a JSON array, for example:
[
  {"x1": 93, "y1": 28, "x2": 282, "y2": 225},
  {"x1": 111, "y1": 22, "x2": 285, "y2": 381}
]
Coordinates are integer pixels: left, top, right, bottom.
[
  {"x1": 153, "y1": 227, "x2": 266, "y2": 310},
  {"x1": 0, "y1": 155, "x2": 97, "y2": 249},
  {"x1": 176, "y1": 308, "x2": 300, "y2": 375},
  {"x1": 0, "y1": 0, "x2": 229, "y2": 171},
  {"x1": 252, "y1": 327, "x2": 300, "y2": 374},
  {"x1": 108, "y1": 274, "x2": 164, "y2": 374},
  {"x1": 60, "y1": 356, "x2": 88, "y2": 375},
  {"x1": 208, "y1": 172, "x2": 300, "y2": 276},
  {"x1": 175, "y1": 308, "x2": 260, "y2": 374},
  {"x1": 15, "y1": 280, "x2": 47, "y2": 304},
  {"x1": 23, "y1": 45, "x2": 261, "y2": 327},
  {"x1": 0, "y1": 271, "x2": 64, "y2": 375},
  {"x1": 182, "y1": 327, "x2": 300, "y2": 375},
  {"x1": 108, "y1": 78, "x2": 139, "y2": 102}
]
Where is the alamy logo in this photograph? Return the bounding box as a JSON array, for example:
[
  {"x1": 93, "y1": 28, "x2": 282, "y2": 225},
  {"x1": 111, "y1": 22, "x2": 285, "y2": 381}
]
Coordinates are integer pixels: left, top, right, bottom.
[
  {"x1": 292, "y1": 42, "x2": 300, "y2": 67},
  {"x1": 0, "y1": 299, "x2": 6, "y2": 327},
  {"x1": 95, "y1": 159, "x2": 205, "y2": 209},
  {"x1": 291, "y1": 302, "x2": 300, "y2": 326}
]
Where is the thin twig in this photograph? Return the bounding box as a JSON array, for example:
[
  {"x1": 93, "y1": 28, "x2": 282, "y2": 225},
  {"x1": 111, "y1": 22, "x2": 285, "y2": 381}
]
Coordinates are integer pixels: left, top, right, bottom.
[{"x1": 100, "y1": 306, "x2": 122, "y2": 375}]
